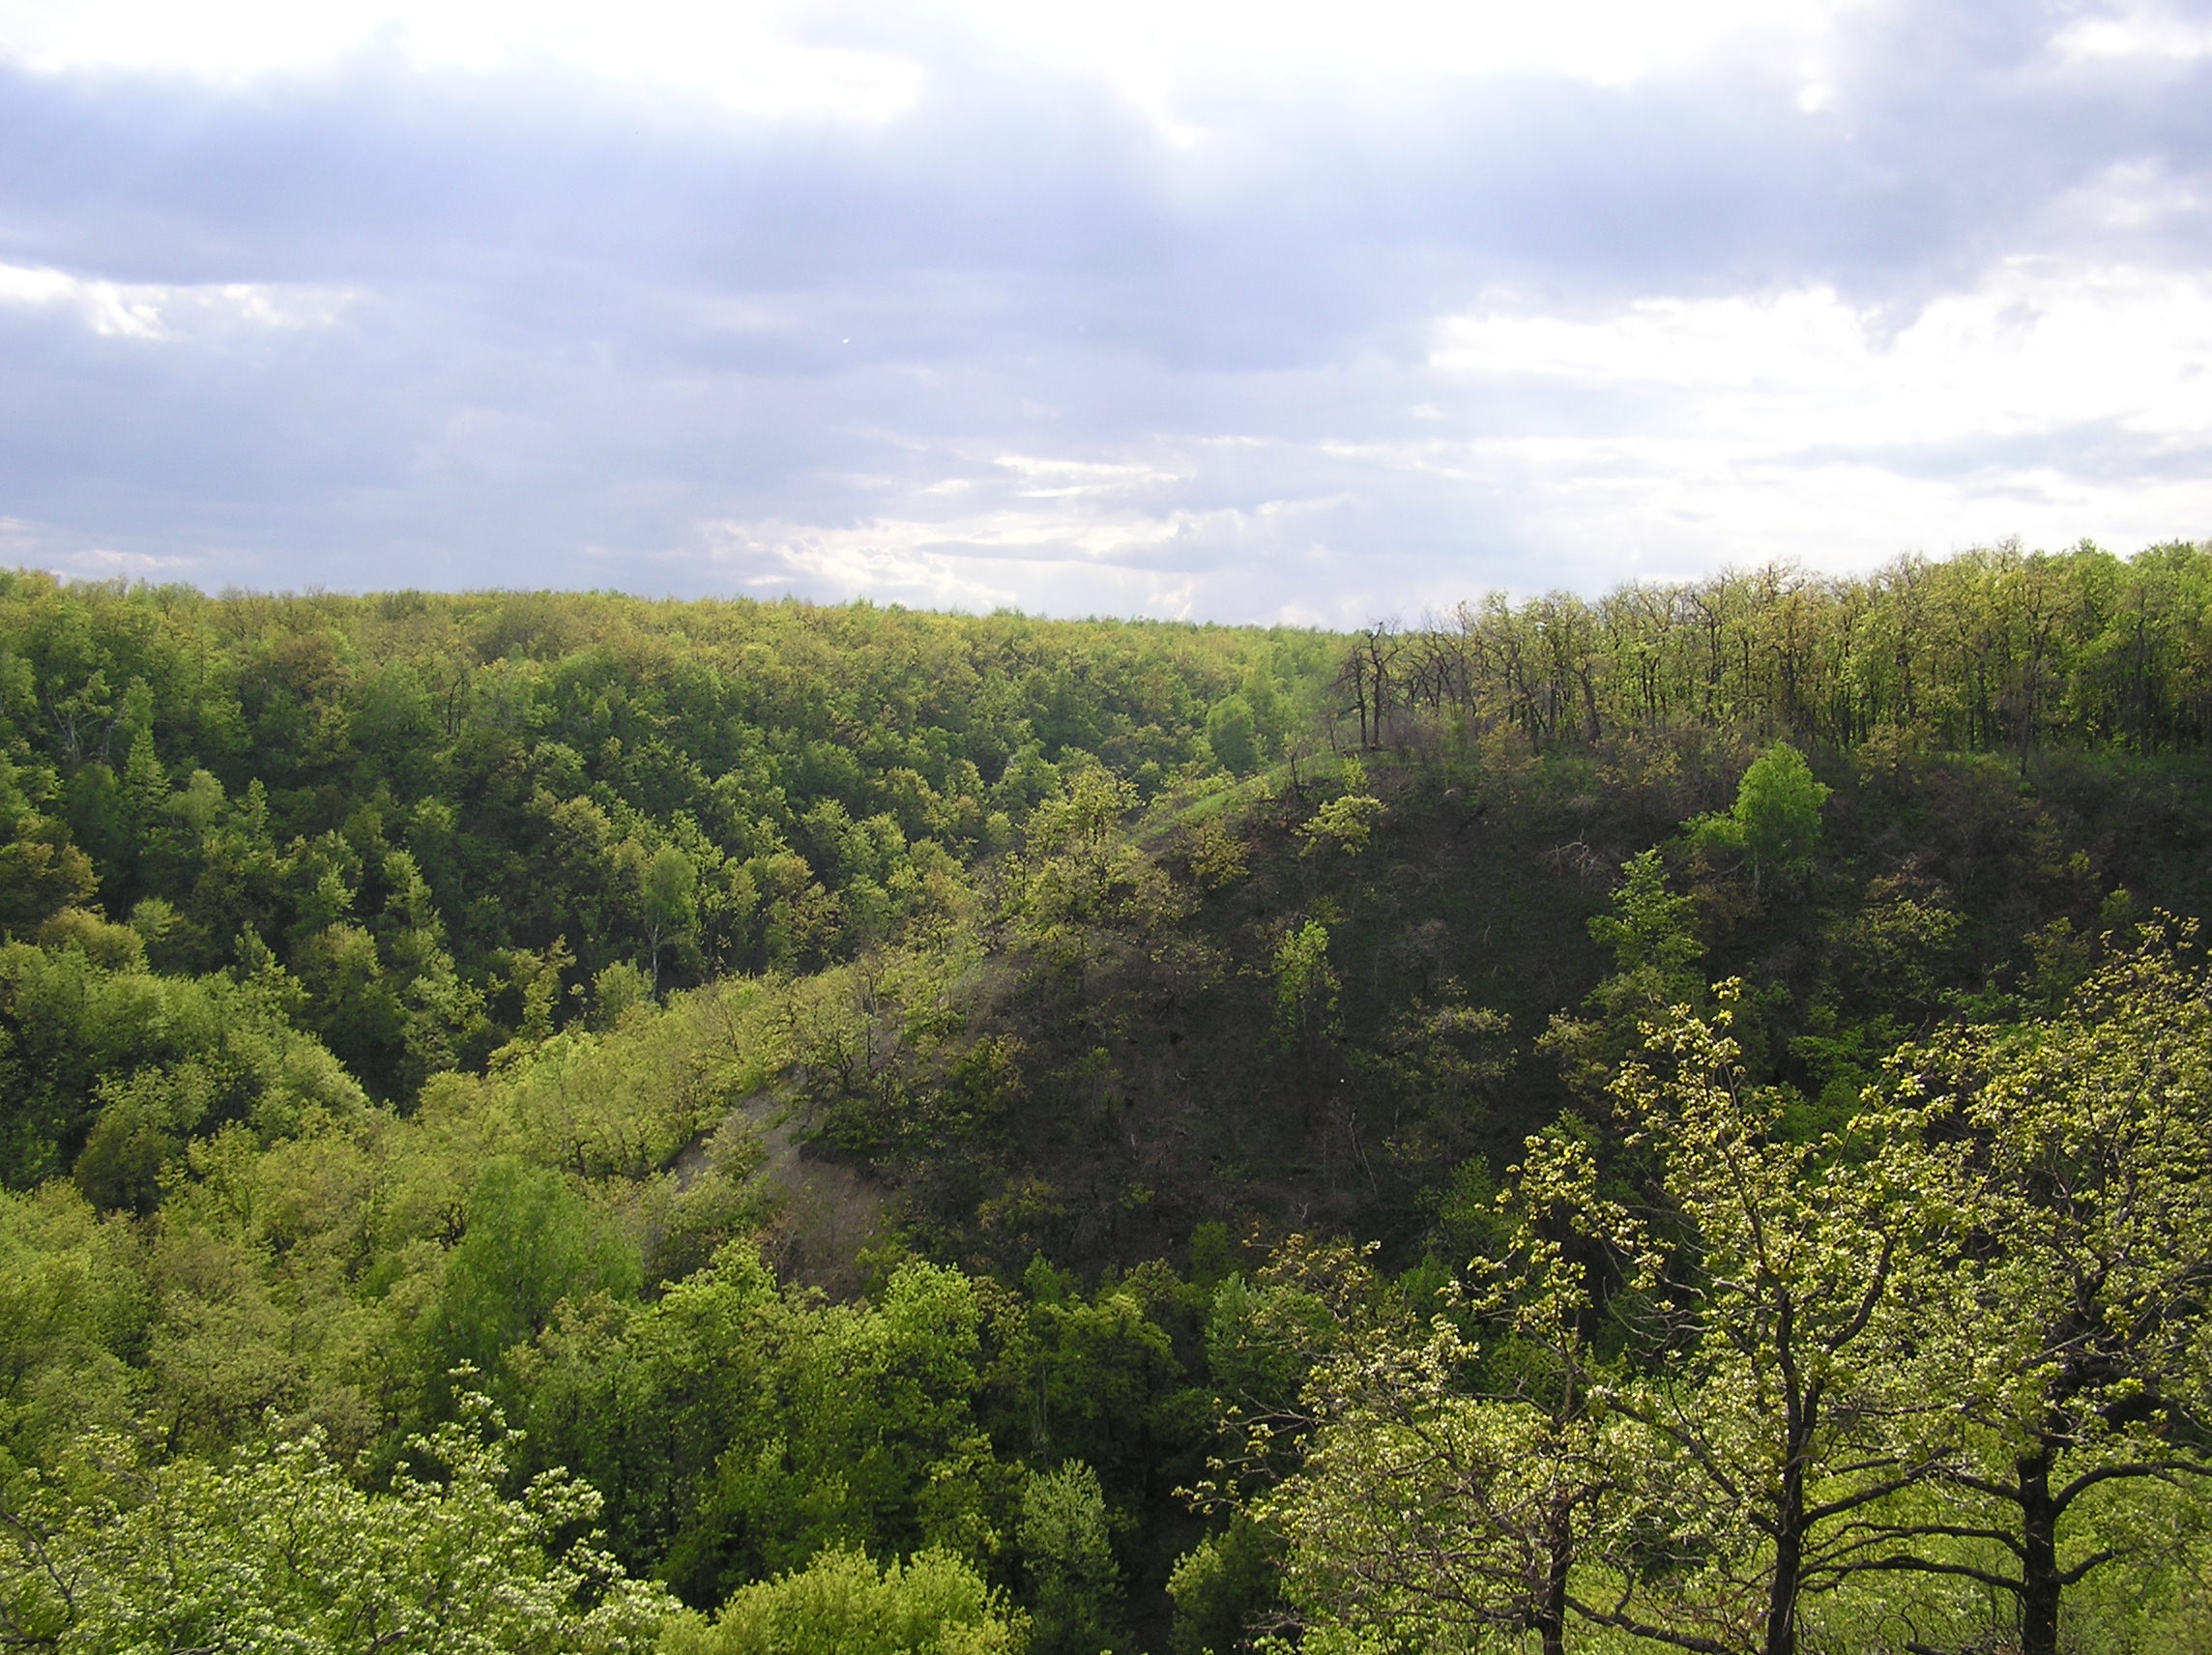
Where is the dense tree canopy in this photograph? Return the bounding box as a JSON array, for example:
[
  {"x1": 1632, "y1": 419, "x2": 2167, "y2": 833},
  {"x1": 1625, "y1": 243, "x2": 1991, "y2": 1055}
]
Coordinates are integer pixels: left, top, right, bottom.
[{"x1": 4, "y1": 545, "x2": 2212, "y2": 1652}]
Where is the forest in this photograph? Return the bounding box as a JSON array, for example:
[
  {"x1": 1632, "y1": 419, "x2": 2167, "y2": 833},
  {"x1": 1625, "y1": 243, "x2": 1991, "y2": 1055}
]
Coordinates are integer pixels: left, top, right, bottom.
[{"x1": 2, "y1": 538, "x2": 2211, "y2": 1655}]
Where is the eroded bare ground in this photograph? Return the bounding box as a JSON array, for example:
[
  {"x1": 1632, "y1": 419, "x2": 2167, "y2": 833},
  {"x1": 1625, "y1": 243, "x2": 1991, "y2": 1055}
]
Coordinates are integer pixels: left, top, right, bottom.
[
  {"x1": 674, "y1": 1096, "x2": 888, "y2": 1297},
  {"x1": 758, "y1": 1118, "x2": 890, "y2": 1295}
]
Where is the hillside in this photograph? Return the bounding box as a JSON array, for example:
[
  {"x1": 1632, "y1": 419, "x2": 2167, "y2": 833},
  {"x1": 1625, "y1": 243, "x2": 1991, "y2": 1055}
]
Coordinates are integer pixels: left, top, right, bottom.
[{"x1": 5, "y1": 544, "x2": 2212, "y2": 1654}]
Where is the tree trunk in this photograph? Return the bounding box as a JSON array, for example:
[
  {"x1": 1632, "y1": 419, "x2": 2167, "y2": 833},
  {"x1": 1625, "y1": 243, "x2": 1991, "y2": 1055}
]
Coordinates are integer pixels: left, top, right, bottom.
[
  {"x1": 1764, "y1": 1390, "x2": 1813, "y2": 1655},
  {"x1": 2018, "y1": 1448, "x2": 2060, "y2": 1655},
  {"x1": 1537, "y1": 1494, "x2": 1571, "y2": 1655},
  {"x1": 1764, "y1": 1475, "x2": 1802, "y2": 1655}
]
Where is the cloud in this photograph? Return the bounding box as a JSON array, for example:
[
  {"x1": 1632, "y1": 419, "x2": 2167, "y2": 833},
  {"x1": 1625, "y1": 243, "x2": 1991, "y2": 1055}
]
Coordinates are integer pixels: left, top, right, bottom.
[
  {"x1": 0, "y1": 0, "x2": 926, "y2": 119},
  {"x1": 0, "y1": 0, "x2": 2207, "y2": 618},
  {"x1": 0, "y1": 261, "x2": 358, "y2": 338}
]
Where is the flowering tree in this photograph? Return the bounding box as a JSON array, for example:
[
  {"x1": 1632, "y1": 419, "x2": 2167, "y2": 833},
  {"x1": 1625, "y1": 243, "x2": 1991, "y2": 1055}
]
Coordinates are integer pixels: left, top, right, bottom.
[{"x1": 0, "y1": 1389, "x2": 669, "y2": 1654}]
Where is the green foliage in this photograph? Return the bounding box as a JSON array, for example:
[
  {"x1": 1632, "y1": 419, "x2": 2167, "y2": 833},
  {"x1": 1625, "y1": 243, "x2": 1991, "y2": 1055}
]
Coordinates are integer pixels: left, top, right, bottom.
[
  {"x1": 1178, "y1": 818, "x2": 1249, "y2": 891},
  {"x1": 1295, "y1": 767, "x2": 1386, "y2": 857},
  {"x1": 1167, "y1": 1516, "x2": 1281, "y2": 1655},
  {"x1": 0, "y1": 1395, "x2": 668, "y2": 1654},
  {"x1": 1206, "y1": 696, "x2": 1262, "y2": 776},
  {"x1": 1878, "y1": 922, "x2": 2212, "y2": 1650},
  {"x1": 1256, "y1": 1129, "x2": 1643, "y2": 1655},
  {"x1": 614, "y1": 1256, "x2": 1002, "y2": 1606},
  {"x1": 990, "y1": 1277, "x2": 1190, "y2": 1498},
  {"x1": 0, "y1": 939, "x2": 365, "y2": 1197},
  {"x1": 434, "y1": 1157, "x2": 642, "y2": 1378},
  {"x1": 1007, "y1": 769, "x2": 1150, "y2": 938},
  {"x1": 0, "y1": 573, "x2": 1309, "y2": 1110},
  {"x1": 1587, "y1": 849, "x2": 1703, "y2": 982},
  {"x1": 1594, "y1": 985, "x2": 1951, "y2": 1652},
  {"x1": 509, "y1": 1243, "x2": 784, "y2": 1575},
  {"x1": 1242, "y1": 937, "x2": 2212, "y2": 1655},
  {"x1": 1691, "y1": 741, "x2": 1830, "y2": 886},
  {"x1": 12, "y1": 555, "x2": 2212, "y2": 1651},
  {"x1": 640, "y1": 844, "x2": 699, "y2": 993},
  {"x1": 1338, "y1": 541, "x2": 2212, "y2": 758},
  {"x1": 589, "y1": 960, "x2": 654, "y2": 1030},
  {"x1": 0, "y1": 1183, "x2": 147, "y2": 1466},
  {"x1": 664, "y1": 1546, "x2": 1024, "y2": 1655},
  {"x1": 1541, "y1": 850, "x2": 1706, "y2": 1099},
  {"x1": 1019, "y1": 1460, "x2": 1123, "y2": 1655},
  {"x1": 0, "y1": 808, "x2": 96, "y2": 934},
  {"x1": 1202, "y1": 1271, "x2": 1338, "y2": 1425},
  {"x1": 1271, "y1": 922, "x2": 1339, "y2": 1050}
]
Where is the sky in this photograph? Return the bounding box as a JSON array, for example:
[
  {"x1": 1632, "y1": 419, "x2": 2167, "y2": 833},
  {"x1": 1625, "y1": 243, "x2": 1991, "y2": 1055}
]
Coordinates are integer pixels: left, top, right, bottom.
[{"x1": 1, "y1": 0, "x2": 2209, "y2": 624}]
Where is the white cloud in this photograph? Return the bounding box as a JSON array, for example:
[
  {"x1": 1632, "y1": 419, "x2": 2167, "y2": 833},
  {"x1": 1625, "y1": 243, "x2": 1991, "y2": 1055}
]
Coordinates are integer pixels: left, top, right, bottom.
[
  {"x1": 693, "y1": 454, "x2": 1356, "y2": 619},
  {"x1": 700, "y1": 516, "x2": 1024, "y2": 610},
  {"x1": 1431, "y1": 259, "x2": 2212, "y2": 448},
  {"x1": 0, "y1": 263, "x2": 358, "y2": 339},
  {"x1": 706, "y1": 495, "x2": 1326, "y2": 573},
  {"x1": 965, "y1": 0, "x2": 1861, "y2": 94},
  {"x1": 57, "y1": 547, "x2": 198, "y2": 575},
  {"x1": 0, "y1": 0, "x2": 1861, "y2": 129},
  {"x1": 991, "y1": 452, "x2": 1185, "y2": 499},
  {"x1": 2054, "y1": 1, "x2": 2212, "y2": 63},
  {"x1": 1345, "y1": 258, "x2": 2212, "y2": 582},
  {"x1": 0, "y1": 0, "x2": 920, "y2": 118},
  {"x1": 0, "y1": 516, "x2": 200, "y2": 579}
]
